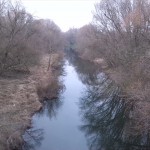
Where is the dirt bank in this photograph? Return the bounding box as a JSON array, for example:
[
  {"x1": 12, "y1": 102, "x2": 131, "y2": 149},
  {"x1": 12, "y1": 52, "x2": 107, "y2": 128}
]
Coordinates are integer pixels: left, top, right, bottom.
[{"x1": 0, "y1": 54, "x2": 63, "y2": 150}]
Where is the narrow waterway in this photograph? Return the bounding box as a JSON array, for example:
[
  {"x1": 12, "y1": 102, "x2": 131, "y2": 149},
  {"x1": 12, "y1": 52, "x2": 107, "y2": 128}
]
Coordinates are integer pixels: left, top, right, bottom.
[
  {"x1": 23, "y1": 61, "x2": 88, "y2": 150},
  {"x1": 23, "y1": 55, "x2": 150, "y2": 150}
]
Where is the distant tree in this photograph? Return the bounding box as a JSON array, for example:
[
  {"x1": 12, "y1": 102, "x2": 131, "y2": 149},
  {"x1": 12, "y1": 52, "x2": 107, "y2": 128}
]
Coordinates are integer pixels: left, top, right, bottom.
[
  {"x1": 33, "y1": 19, "x2": 63, "y2": 70},
  {"x1": 64, "y1": 28, "x2": 77, "y2": 52},
  {"x1": 76, "y1": 24, "x2": 101, "y2": 60}
]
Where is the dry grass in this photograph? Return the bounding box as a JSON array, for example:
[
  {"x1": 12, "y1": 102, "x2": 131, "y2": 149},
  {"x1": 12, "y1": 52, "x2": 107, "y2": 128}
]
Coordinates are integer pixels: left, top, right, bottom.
[
  {"x1": 0, "y1": 53, "x2": 63, "y2": 150},
  {"x1": 36, "y1": 53, "x2": 64, "y2": 101},
  {"x1": 103, "y1": 60, "x2": 150, "y2": 140}
]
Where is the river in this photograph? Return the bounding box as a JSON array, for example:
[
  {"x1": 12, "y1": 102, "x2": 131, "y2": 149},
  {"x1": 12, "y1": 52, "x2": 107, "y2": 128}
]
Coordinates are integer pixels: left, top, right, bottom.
[
  {"x1": 23, "y1": 55, "x2": 150, "y2": 150},
  {"x1": 23, "y1": 60, "x2": 88, "y2": 150}
]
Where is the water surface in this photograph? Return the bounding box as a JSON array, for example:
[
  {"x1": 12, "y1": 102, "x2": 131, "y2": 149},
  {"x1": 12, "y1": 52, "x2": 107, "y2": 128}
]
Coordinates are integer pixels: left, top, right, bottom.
[
  {"x1": 23, "y1": 54, "x2": 150, "y2": 150},
  {"x1": 23, "y1": 61, "x2": 88, "y2": 150}
]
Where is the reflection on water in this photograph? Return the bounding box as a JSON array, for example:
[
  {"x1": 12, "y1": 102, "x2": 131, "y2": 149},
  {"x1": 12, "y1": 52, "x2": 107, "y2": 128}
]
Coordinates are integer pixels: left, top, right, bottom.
[
  {"x1": 23, "y1": 52, "x2": 150, "y2": 150},
  {"x1": 68, "y1": 52, "x2": 150, "y2": 150},
  {"x1": 67, "y1": 51, "x2": 100, "y2": 86},
  {"x1": 23, "y1": 129, "x2": 44, "y2": 150},
  {"x1": 23, "y1": 98, "x2": 62, "y2": 150},
  {"x1": 37, "y1": 98, "x2": 63, "y2": 119},
  {"x1": 23, "y1": 61, "x2": 88, "y2": 150},
  {"x1": 79, "y1": 78, "x2": 131, "y2": 150},
  {"x1": 79, "y1": 78, "x2": 150, "y2": 149}
]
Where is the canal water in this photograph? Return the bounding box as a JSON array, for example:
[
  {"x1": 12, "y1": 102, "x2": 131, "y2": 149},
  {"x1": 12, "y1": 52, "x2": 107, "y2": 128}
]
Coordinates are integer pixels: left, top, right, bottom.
[
  {"x1": 23, "y1": 61, "x2": 88, "y2": 150},
  {"x1": 23, "y1": 55, "x2": 150, "y2": 150}
]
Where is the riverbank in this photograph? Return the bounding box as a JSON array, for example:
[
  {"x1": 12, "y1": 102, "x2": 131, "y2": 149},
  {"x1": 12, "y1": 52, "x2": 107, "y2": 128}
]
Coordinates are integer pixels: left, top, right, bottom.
[
  {"x1": 77, "y1": 54, "x2": 150, "y2": 137},
  {"x1": 0, "y1": 53, "x2": 64, "y2": 150},
  {"x1": 23, "y1": 59, "x2": 88, "y2": 150},
  {"x1": 84, "y1": 56, "x2": 149, "y2": 102}
]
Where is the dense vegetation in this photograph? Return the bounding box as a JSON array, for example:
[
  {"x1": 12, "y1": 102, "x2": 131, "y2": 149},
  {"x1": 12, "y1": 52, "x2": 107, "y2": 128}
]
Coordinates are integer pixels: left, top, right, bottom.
[
  {"x1": 0, "y1": 0, "x2": 64, "y2": 76},
  {"x1": 0, "y1": 1, "x2": 65, "y2": 149},
  {"x1": 66, "y1": 0, "x2": 150, "y2": 102},
  {"x1": 1, "y1": 0, "x2": 150, "y2": 149}
]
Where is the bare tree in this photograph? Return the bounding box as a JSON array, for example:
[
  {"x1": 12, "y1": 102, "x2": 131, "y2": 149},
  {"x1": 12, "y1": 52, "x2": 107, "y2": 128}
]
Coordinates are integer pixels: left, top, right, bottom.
[
  {"x1": 35, "y1": 19, "x2": 63, "y2": 70},
  {"x1": 0, "y1": 0, "x2": 65, "y2": 75},
  {"x1": 0, "y1": 1, "x2": 41, "y2": 74},
  {"x1": 93, "y1": 0, "x2": 150, "y2": 67},
  {"x1": 76, "y1": 24, "x2": 100, "y2": 60}
]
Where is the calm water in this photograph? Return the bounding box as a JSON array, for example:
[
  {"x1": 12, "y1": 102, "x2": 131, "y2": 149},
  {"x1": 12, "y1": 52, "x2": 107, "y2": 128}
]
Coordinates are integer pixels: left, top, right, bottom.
[
  {"x1": 23, "y1": 61, "x2": 88, "y2": 150},
  {"x1": 23, "y1": 54, "x2": 150, "y2": 150}
]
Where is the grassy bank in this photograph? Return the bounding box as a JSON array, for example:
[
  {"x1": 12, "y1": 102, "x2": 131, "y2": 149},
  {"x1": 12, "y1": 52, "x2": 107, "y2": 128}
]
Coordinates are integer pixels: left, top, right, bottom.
[{"x1": 0, "y1": 53, "x2": 64, "y2": 150}]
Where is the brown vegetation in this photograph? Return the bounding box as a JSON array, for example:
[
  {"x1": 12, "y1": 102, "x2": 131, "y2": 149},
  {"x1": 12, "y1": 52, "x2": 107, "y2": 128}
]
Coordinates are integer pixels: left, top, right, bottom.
[
  {"x1": 0, "y1": 0, "x2": 64, "y2": 76},
  {"x1": 0, "y1": 53, "x2": 64, "y2": 150},
  {"x1": 0, "y1": 1, "x2": 40, "y2": 75},
  {"x1": 64, "y1": 0, "x2": 150, "y2": 141},
  {"x1": 72, "y1": 0, "x2": 150, "y2": 103},
  {"x1": 0, "y1": 1, "x2": 64, "y2": 149},
  {"x1": 36, "y1": 53, "x2": 64, "y2": 101}
]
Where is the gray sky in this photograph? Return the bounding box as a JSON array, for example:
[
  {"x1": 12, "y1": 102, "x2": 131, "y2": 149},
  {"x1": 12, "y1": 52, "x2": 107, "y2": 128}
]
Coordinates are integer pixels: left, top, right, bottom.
[{"x1": 20, "y1": 0, "x2": 98, "y2": 32}]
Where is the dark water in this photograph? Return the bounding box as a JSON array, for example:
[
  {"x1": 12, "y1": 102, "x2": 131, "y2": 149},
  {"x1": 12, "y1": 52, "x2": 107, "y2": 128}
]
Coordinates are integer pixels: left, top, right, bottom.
[{"x1": 23, "y1": 54, "x2": 150, "y2": 150}]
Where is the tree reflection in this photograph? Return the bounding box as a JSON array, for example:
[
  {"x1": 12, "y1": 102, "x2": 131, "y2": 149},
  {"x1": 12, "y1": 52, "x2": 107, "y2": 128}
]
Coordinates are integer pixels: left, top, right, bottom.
[
  {"x1": 79, "y1": 73, "x2": 150, "y2": 150},
  {"x1": 37, "y1": 97, "x2": 63, "y2": 119},
  {"x1": 66, "y1": 51, "x2": 99, "y2": 85},
  {"x1": 67, "y1": 51, "x2": 150, "y2": 149},
  {"x1": 23, "y1": 97, "x2": 63, "y2": 149},
  {"x1": 22, "y1": 128, "x2": 44, "y2": 150}
]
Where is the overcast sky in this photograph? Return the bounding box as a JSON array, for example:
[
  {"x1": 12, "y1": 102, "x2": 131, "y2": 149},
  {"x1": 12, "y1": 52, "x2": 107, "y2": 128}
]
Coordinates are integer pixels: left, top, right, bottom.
[{"x1": 20, "y1": 0, "x2": 98, "y2": 32}]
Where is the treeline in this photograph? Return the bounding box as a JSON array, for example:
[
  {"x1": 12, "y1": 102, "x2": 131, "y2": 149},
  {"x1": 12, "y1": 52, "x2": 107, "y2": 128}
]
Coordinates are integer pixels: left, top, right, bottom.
[
  {"x1": 65, "y1": 0, "x2": 150, "y2": 100},
  {"x1": 0, "y1": 0, "x2": 63, "y2": 76}
]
